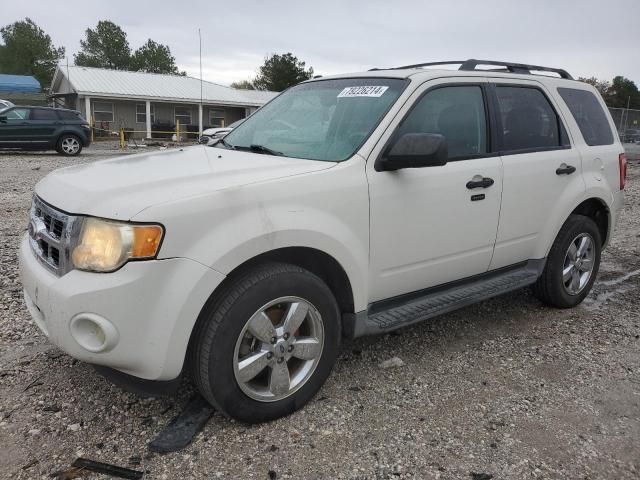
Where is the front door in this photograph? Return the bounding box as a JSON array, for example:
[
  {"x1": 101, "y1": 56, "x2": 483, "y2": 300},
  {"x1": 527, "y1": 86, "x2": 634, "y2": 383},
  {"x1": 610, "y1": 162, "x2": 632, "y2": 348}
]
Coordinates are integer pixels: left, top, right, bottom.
[
  {"x1": 367, "y1": 80, "x2": 503, "y2": 302},
  {"x1": 0, "y1": 107, "x2": 31, "y2": 145}
]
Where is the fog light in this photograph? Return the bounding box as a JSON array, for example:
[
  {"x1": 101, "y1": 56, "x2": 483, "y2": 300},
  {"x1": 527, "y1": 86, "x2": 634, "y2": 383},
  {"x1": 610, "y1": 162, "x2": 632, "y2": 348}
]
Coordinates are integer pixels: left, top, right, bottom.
[{"x1": 70, "y1": 313, "x2": 119, "y2": 353}]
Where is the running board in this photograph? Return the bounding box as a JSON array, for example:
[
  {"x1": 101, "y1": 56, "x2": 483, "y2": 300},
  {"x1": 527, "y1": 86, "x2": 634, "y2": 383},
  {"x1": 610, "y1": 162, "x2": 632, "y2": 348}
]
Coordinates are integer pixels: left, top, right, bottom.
[{"x1": 352, "y1": 260, "x2": 545, "y2": 337}]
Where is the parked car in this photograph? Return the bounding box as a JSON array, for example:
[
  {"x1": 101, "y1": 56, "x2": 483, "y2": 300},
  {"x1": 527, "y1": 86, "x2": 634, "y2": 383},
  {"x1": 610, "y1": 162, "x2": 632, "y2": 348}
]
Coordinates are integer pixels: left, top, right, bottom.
[
  {"x1": 20, "y1": 59, "x2": 626, "y2": 423},
  {"x1": 0, "y1": 99, "x2": 14, "y2": 109},
  {"x1": 198, "y1": 118, "x2": 245, "y2": 144},
  {"x1": 622, "y1": 128, "x2": 640, "y2": 143},
  {"x1": 0, "y1": 105, "x2": 91, "y2": 155}
]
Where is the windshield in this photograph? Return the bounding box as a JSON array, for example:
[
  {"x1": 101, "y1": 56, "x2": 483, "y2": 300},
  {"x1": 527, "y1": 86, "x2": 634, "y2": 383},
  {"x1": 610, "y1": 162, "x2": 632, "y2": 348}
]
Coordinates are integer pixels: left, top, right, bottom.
[{"x1": 219, "y1": 78, "x2": 408, "y2": 161}]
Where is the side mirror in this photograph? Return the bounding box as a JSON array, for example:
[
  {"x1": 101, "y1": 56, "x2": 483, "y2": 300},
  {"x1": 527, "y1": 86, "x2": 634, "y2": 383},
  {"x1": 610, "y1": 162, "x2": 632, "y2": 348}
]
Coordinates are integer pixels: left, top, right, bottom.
[
  {"x1": 375, "y1": 133, "x2": 448, "y2": 172},
  {"x1": 0, "y1": 116, "x2": 7, "y2": 123}
]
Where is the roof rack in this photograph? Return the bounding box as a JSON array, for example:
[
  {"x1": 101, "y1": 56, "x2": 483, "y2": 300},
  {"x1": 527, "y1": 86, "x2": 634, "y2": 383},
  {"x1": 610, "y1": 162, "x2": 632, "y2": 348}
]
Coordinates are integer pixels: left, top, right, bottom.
[{"x1": 370, "y1": 59, "x2": 573, "y2": 80}]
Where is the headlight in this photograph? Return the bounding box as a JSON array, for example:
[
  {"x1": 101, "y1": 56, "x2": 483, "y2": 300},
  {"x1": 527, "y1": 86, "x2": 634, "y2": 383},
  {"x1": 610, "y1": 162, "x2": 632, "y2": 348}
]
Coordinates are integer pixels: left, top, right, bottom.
[{"x1": 71, "y1": 218, "x2": 164, "y2": 272}]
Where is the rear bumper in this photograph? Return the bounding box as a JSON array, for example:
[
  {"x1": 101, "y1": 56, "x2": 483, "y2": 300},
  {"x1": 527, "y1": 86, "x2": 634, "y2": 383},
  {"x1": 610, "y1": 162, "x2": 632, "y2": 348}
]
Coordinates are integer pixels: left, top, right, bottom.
[{"x1": 19, "y1": 234, "x2": 225, "y2": 380}]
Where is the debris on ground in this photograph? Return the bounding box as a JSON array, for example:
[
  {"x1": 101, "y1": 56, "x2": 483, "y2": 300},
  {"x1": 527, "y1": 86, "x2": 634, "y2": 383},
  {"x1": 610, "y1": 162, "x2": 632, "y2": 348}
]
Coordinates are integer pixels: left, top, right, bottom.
[
  {"x1": 378, "y1": 356, "x2": 405, "y2": 369},
  {"x1": 52, "y1": 458, "x2": 144, "y2": 480},
  {"x1": 148, "y1": 394, "x2": 215, "y2": 453}
]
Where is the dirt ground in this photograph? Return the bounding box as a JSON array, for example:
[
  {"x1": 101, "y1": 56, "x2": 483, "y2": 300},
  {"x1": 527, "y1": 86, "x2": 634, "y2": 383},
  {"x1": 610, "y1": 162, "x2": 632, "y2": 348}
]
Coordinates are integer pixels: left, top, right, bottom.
[{"x1": 0, "y1": 145, "x2": 639, "y2": 479}]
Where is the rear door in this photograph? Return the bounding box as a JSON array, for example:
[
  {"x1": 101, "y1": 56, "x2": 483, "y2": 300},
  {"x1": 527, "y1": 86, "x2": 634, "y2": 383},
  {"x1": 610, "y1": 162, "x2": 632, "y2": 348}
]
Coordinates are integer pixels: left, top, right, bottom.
[
  {"x1": 0, "y1": 107, "x2": 31, "y2": 145},
  {"x1": 488, "y1": 79, "x2": 585, "y2": 269},
  {"x1": 28, "y1": 108, "x2": 60, "y2": 145},
  {"x1": 367, "y1": 79, "x2": 503, "y2": 301}
]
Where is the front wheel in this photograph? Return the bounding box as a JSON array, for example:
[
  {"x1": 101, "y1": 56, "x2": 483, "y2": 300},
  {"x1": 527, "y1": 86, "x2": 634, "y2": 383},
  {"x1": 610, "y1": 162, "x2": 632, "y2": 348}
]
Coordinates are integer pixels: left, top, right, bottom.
[
  {"x1": 57, "y1": 134, "x2": 82, "y2": 156},
  {"x1": 533, "y1": 214, "x2": 601, "y2": 308},
  {"x1": 191, "y1": 262, "x2": 341, "y2": 423}
]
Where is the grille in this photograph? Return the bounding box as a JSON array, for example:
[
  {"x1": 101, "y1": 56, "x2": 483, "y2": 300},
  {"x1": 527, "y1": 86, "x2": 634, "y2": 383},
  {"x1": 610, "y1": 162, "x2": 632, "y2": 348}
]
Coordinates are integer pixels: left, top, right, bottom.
[{"x1": 28, "y1": 196, "x2": 75, "y2": 276}]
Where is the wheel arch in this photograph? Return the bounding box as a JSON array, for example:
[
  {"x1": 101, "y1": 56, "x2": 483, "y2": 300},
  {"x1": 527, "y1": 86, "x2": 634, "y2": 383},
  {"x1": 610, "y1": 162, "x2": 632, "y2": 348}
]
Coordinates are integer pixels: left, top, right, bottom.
[
  {"x1": 185, "y1": 246, "x2": 357, "y2": 373},
  {"x1": 570, "y1": 197, "x2": 610, "y2": 246}
]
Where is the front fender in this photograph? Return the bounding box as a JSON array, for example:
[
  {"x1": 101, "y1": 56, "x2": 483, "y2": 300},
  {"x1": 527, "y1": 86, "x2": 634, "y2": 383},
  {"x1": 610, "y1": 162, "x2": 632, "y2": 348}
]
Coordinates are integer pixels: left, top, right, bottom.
[{"x1": 134, "y1": 159, "x2": 371, "y2": 311}]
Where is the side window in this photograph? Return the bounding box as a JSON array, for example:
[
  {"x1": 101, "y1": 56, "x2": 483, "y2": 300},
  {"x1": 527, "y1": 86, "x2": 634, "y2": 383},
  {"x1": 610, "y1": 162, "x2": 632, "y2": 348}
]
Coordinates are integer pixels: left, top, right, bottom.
[
  {"x1": 57, "y1": 110, "x2": 81, "y2": 121},
  {"x1": 495, "y1": 86, "x2": 564, "y2": 151},
  {"x1": 4, "y1": 108, "x2": 30, "y2": 120},
  {"x1": 31, "y1": 109, "x2": 59, "y2": 121},
  {"x1": 557, "y1": 88, "x2": 614, "y2": 146},
  {"x1": 397, "y1": 85, "x2": 487, "y2": 159}
]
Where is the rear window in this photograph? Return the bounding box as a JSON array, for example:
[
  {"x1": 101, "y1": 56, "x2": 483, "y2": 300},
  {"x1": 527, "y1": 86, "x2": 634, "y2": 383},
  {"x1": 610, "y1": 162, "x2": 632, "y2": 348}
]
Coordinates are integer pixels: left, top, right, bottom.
[
  {"x1": 57, "y1": 110, "x2": 81, "y2": 121},
  {"x1": 557, "y1": 88, "x2": 614, "y2": 146},
  {"x1": 495, "y1": 86, "x2": 565, "y2": 152}
]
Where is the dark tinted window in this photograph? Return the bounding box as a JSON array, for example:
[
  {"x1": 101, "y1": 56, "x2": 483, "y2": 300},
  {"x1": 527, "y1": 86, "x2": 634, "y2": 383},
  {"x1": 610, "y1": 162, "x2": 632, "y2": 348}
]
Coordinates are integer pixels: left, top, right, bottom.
[
  {"x1": 57, "y1": 110, "x2": 81, "y2": 121},
  {"x1": 397, "y1": 85, "x2": 487, "y2": 159},
  {"x1": 557, "y1": 88, "x2": 613, "y2": 146},
  {"x1": 496, "y1": 86, "x2": 563, "y2": 151},
  {"x1": 31, "y1": 109, "x2": 59, "y2": 120}
]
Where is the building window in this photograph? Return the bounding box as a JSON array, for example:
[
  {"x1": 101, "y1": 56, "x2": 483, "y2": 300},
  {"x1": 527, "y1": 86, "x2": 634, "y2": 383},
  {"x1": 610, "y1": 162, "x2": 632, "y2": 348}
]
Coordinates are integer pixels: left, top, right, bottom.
[
  {"x1": 175, "y1": 106, "x2": 192, "y2": 125},
  {"x1": 93, "y1": 102, "x2": 114, "y2": 122},
  {"x1": 136, "y1": 103, "x2": 155, "y2": 123},
  {"x1": 209, "y1": 109, "x2": 225, "y2": 128}
]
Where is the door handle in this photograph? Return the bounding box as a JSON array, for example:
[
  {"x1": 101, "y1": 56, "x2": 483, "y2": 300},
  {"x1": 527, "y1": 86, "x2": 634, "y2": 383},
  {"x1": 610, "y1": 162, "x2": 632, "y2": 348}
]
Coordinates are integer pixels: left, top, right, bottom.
[
  {"x1": 466, "y1": 177, "x2": 494, "y2": 189},
  {"x1": 556, "y1": 164, "x2": 576, "y2": 175}
]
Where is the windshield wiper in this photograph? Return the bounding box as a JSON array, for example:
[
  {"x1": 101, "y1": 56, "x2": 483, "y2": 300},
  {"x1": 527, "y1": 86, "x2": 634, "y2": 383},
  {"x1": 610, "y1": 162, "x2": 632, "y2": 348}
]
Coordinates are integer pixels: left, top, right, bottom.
[{"x1": 245, "y1": 144, "x2": 284, "y2": 156}]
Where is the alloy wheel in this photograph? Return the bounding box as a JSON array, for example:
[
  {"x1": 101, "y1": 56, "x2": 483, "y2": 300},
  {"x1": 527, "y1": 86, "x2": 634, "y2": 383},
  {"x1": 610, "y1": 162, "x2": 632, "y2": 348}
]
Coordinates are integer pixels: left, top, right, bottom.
[
  {"x1": 562, "y1": 233, "x2": 595, "y2": 295},
  {"x1": 233, "y1": 296, "x2": 324, "y2": 402}
]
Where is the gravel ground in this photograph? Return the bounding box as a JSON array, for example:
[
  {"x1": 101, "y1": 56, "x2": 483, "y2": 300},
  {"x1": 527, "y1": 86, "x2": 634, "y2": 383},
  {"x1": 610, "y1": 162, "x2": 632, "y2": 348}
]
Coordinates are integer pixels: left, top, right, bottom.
[{"x1": 1, "y1": 145, "x2": 639, "y2": 480}]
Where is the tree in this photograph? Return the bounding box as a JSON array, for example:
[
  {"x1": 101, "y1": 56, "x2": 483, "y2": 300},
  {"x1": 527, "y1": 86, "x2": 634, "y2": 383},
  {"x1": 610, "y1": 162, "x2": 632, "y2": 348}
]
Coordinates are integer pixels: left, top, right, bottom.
[
  {"x1": 578, "y1": 77, "x2": 611, "y2": 100},
  {"x1": 252, "y1": 53, "x2": 313, "y2": 91},
  {"x1": 131, "y1": 39, "x2": 182, "y2": 74},
  {"x1": 230, "y1": 79, "x2": 255, "y2": 90},
  {"x1": 608, "y1": 76, "x2": 640, "y2": 109},
  {"x1": 74, "y1": 20, "x2": 131, "y2": 70},
  {"x1": 0, "y1": 18, "x2": 64, "y2": 88}
]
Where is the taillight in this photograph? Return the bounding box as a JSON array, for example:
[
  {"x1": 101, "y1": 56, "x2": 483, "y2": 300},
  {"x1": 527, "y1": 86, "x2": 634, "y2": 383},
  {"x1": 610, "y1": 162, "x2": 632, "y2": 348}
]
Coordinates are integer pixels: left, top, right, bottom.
[{"x1": 619, "y1": 153, "x2": 627, "y2": 190}]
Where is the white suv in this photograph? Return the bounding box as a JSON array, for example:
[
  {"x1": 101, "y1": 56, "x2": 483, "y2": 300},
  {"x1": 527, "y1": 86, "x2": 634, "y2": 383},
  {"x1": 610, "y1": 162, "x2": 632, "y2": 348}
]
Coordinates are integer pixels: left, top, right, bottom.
[{"x1": 20, "y1": 60, "x2": 626, "y2": 423}]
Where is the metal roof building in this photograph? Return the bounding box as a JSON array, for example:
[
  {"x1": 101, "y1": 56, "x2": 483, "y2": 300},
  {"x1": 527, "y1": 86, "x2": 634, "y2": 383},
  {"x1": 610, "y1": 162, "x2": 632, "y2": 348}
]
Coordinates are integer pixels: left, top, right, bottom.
[{"x1": 49, "y1": 65, "x2": 277, "y2": 138}]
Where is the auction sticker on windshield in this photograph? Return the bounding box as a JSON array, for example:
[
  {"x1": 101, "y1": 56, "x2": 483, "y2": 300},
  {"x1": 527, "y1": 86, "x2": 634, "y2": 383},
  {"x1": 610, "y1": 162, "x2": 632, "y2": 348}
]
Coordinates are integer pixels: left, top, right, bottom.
[{"x1": 337, "y1": 86, "x2": 389, "y2": 98}]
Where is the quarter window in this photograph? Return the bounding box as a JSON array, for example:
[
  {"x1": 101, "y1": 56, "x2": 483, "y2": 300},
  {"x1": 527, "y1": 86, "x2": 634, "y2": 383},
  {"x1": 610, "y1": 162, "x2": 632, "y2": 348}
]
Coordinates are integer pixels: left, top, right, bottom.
[
  {"x1": 175, "y1": 106, "x2": 192, "y2": 125},
  {"x1": 136, "y1": 103, "x2": 155, "y2": 123},
  {"x1": 495, "y1": 86, "x2": 563, "y2": 151},
  {"x1": 557, "y1": 88, "x2": 613, "y2": 146},
  {"x1": 397, "y1": 85, "x2": 487, "y2": 159},
  {"x1": 93, "y1": 102, "x2": 114, "y2": 122},
  {"x1": 57, "y1": 110, "x2": 81, "y2": 121}
]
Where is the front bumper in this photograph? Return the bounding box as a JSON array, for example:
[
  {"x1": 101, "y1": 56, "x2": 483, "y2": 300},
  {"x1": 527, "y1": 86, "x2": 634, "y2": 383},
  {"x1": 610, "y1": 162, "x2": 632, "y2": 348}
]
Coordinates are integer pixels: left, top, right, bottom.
[{"x1": 19, "y1": 234, "x2": 225, "y2": 380}]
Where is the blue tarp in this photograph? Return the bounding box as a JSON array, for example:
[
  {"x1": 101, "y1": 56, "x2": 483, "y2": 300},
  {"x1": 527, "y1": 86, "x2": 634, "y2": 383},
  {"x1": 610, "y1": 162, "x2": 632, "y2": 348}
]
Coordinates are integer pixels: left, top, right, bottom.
[{"x1": 0, "y1": 74, "x2": 41, "y2": 93}]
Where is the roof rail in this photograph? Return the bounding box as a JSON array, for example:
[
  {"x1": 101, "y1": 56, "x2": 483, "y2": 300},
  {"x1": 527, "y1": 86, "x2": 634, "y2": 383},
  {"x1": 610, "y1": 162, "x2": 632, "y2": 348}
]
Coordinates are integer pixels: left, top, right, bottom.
[{"x1": 372, "y1": 59, "x2": 573, "y2": 80}]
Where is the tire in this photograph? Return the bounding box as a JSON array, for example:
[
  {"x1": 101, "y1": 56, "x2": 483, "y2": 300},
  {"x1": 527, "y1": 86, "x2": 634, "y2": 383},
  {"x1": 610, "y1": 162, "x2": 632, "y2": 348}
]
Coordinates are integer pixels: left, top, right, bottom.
[
  {"x1": 56, "y1": 134, "x2": 83, "y2": 156},
  {"x1": 532, "y1": 214, "x2": 601, "y2": 308},
  {"x1": 191, "y1": 262, "x2": 341, "y2": 423}
]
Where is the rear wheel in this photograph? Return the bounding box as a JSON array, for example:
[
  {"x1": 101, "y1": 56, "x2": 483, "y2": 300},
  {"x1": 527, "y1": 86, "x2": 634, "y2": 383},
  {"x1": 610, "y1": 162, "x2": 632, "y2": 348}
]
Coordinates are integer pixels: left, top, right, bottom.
[
  {"x1": 191, "y1": 262, "x2": 341, "y2": 423},
  {"x1": 57, "y1": 134, "x2": 82, "y2": 156},
  {"x1": 533, "y1": 214, "x2": 601, "y2": 308}
]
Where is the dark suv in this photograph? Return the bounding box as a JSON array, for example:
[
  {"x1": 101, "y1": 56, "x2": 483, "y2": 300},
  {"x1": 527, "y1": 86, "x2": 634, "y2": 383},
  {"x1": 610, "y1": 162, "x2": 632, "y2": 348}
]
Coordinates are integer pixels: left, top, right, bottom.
[{"x1": 0, "y1": 106, "x2": 91, "y2": 156}]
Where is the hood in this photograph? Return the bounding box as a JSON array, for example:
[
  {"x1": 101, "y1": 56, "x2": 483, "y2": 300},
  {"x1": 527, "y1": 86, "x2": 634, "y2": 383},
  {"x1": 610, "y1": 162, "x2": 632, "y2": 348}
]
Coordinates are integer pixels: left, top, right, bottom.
[{"x1": 35, "y1": 145, "x2": 335, "y2": 219}]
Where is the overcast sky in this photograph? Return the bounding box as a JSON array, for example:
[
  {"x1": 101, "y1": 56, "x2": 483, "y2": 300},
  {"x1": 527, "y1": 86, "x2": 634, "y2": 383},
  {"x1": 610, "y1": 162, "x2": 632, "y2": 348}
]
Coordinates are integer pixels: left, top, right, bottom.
[{"x1": 3, "y1": 0, "x2": 640, "y2": 85}]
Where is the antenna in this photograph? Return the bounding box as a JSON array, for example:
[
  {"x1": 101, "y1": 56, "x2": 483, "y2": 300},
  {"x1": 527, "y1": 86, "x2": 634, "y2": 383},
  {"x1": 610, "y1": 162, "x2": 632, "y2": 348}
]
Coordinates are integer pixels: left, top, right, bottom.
[{"x1": 199, "y1": 28, "x2": 203, "y2": 136}]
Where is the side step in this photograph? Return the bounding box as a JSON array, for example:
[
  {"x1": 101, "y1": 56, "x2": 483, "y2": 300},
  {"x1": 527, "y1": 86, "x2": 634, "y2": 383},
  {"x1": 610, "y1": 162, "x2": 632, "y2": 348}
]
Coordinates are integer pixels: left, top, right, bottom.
[{"x1": 355, "y1": 260, "x2": 544, "y2": 337}]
